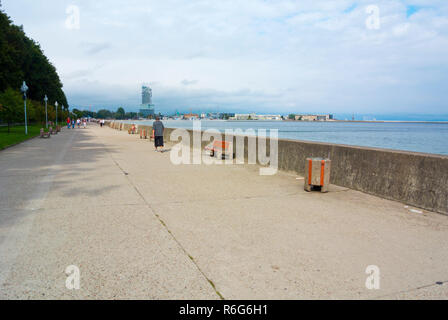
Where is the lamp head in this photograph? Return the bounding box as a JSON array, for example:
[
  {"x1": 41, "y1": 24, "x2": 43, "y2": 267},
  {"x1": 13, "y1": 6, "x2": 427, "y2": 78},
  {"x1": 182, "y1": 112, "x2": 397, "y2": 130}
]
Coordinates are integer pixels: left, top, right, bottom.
[{"x1": 21, "y1": 81, "x2": 28, "y2": 94}]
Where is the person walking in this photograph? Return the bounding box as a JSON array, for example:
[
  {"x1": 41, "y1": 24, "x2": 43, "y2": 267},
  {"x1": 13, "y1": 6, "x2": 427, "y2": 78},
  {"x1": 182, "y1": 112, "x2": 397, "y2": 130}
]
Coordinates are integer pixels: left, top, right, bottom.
[
  {"x1": 67, "y1": 117, "x2": 71, "y2": 129},
  {"x1": 77, "y1": 118, "x2": 81, "y2": 129},
  {"x1": 72, "y1": 119, "x2": 75, "y2": 129},
  {"x1": 152, "y1": 117, "x2": 165, "y2": 152},
  {"x1": 83, "y1": 118, "x2": 87, "y2": 129}
]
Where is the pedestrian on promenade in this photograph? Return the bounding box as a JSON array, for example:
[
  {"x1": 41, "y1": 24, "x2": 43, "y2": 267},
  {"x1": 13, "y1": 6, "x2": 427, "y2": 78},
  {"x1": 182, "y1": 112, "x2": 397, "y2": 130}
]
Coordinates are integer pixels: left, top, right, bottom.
[
  {"x1": 100, "y1": 119, "x2": 104, "y2": 127},
  {"x1": 67, "y1": 117, "x2": 71, "y2": 129},
  {"x1": 152, "y1": 117, "x2": 165, "y2": 152},
  {"x1": 72, "y1": 119, "x2": 75, "y2": 129},
  {"x1": 77, "y1": 118, "x2": 81, "y2": 129},
  {"x1": 83, "y1": 118, "x2": 87, "y2": 129}
]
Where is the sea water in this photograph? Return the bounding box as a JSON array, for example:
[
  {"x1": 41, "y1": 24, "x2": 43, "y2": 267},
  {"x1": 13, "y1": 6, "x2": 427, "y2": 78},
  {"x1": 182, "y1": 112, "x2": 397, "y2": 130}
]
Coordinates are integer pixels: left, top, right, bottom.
[{"x1": 129, "y1": 120, "x2": 448, "y2": 155}]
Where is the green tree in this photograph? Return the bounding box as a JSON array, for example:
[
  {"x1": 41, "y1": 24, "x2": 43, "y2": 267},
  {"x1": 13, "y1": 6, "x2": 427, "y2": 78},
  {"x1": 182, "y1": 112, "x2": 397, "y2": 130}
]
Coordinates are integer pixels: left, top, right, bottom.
[
  {"x1": 97, "y1": 109, "x2": 113, "y2": 119},
  {"x1": 72, "y1": 108, "x2": 83, "y2": 119},
  {"x1": 82, "y1": 110, "x2": 97, "y2": 118},
  {"x1": 288, "y1": 114, "x2": 296, "y2": 120},
  {"x1": 0, "y1": 88, "x2": 24, "y2": 132},
  {"x1": 0, "y1": 10, "x2": 68, "y2": 109},
  {"x1": 125, "y1": 112, "x2": 138, "y2": 119},
  {"x1": 26, "y1": 99, "x2": 38, "y2": 124},
  {"x1": 115, "y1": 107, "x2": 125, "y2": 119}
]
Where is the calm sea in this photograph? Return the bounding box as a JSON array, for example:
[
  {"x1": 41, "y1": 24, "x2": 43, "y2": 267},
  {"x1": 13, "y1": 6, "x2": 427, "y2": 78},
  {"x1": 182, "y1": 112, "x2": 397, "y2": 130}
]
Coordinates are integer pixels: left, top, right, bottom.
[{"x1": 130, "y1": 120, "x2": 448, "y2": 155}]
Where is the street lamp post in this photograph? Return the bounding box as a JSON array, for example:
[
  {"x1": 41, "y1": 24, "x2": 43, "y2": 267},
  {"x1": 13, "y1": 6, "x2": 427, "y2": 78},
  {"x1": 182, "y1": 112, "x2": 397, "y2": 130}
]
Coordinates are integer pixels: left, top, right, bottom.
[
  {"x1": 20, "y1": 81, "x2": 28, "y2": 135},
  {"x1": 55, "y1": 101, "x2": 58, "y2": 126},
  {"x1": 44, "y1": 95, "x2": 48, "y2": 129}
]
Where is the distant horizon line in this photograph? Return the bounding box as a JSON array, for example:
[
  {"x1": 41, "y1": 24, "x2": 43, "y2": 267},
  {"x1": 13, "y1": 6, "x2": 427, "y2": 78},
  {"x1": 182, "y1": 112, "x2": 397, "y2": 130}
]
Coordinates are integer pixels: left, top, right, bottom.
[{"x1": 70, "y1": 106, "x2": 448, "y2": 121}]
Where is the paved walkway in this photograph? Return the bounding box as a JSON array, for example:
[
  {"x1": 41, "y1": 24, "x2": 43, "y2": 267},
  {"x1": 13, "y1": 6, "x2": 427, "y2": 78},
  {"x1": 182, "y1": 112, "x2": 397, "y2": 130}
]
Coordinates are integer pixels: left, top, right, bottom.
[{"x1": 0, "y1": 124, "x2": 447, "y2": 299}]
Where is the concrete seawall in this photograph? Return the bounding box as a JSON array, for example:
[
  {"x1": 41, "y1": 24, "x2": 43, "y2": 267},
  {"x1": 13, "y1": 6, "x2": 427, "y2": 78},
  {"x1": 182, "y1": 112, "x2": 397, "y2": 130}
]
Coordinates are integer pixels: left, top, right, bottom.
[{"x1": 106, "y1": 121, "x2": 448, "y2": 215}]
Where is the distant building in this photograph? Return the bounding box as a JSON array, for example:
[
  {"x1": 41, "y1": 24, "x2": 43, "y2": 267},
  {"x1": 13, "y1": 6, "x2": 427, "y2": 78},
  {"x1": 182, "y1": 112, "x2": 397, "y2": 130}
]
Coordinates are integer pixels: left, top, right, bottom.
[
  {"x1": 139, "y1": 108, "x2": 155, "y2": 118},
  {"x1": 256, "y1": 114, "x2": 282, "y2": 121},
  {"x1": 231, "y1": 113, "x2": 256, "y2": 120},
  {"x1": 142, "y1": 86, "x2": 152, "y2": 104},
  {"x1": 139, "y1": 85, "x2": 155, "y2": 118},
  {"x1": 183, "y1": 113, "x2": 199, "y2": 120},
  {"x1": 208, "y1": 113, "x2": 220, "y2": 119},
  {"x1": 220, "y1": 113, "x2": 235, "y2": 120},
  {"x1": 230, "y1": 113, "x2": 281, "y2": 120},
  {"x1": 295, "y1": 114, "x2": 334, "y2": 121}
]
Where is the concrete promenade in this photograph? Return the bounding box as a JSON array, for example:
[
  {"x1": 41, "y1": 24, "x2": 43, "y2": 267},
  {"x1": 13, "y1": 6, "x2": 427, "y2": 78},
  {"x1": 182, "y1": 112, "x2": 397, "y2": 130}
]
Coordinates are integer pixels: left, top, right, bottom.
[{"x1": 0, "y1": 124, "x2": 447, "y2": 299}]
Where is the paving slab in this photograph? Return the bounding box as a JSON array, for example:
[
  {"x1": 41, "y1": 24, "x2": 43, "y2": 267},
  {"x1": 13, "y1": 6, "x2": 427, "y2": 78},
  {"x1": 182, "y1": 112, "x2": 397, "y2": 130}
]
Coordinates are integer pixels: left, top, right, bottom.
[{"x1": 0, "y1": 127, "x2": 218, "y2": 299}]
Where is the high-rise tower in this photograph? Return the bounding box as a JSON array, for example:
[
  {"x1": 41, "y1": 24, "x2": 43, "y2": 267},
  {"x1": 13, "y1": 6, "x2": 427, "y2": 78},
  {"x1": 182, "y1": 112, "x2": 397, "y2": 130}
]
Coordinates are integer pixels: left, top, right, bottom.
[
  {"x1": 142, "y1": 85, "x2": 152, "y2": 105},
  {"x1": 139, "y1": 85, "x2": 155, "y2": 118}
]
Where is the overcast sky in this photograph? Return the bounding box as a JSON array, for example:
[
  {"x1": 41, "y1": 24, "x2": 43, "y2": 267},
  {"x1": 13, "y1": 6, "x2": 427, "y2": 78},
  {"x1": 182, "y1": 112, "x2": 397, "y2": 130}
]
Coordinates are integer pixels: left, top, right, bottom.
[{"x1": 2, "y1": 0, "x2": 448, "y2": 115}]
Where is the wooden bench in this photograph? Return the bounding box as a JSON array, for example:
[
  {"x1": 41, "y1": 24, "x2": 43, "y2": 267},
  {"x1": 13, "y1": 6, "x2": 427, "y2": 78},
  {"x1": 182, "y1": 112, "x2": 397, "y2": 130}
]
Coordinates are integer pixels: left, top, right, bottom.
[
  {"x1": 128, "y1": 125, "x2": 137, "y2": 134},
  {"x1": 40, "y1": 128, "x2": 51, "y2": 139},
  {"x1": 205, "y1": 140, "x2": 233, "y2": 160}
]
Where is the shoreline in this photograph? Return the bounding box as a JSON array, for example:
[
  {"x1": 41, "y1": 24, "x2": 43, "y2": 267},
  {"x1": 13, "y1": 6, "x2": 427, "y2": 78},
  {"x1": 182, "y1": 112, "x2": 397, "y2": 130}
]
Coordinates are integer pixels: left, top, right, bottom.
[
  {"x1": 130, "y1": 119, "x2": 448, "y2": 124},
  {"x1": 123, "y1": 119, "x2": 448, "y2": 156}
]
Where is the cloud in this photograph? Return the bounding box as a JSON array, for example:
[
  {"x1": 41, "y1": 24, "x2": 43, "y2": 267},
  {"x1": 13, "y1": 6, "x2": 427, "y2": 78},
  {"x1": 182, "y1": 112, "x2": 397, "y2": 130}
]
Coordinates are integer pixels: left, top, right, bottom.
[
  {"x1": 81, "y1": 42, "x2": 112, "y2": 55},
  {"x1": 181, "y1": 79, "x2": 198, "y2": 86},
  {"x1": 2, "y1": 0, "x2": 448, "y2": 115}
]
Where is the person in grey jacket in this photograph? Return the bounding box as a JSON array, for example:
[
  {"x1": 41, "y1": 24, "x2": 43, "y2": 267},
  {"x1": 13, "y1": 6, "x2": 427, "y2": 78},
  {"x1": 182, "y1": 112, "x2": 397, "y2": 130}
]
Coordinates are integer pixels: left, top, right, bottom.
[{"x1": 152, "y1": 117, "x2": 165, "y2": 152}]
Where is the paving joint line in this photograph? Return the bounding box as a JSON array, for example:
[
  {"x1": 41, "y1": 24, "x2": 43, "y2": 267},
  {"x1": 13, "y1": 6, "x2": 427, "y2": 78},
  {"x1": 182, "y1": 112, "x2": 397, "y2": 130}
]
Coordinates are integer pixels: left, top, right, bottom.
[{"x1": 95, "y1": 128, "x2": 225, "y2": 300}]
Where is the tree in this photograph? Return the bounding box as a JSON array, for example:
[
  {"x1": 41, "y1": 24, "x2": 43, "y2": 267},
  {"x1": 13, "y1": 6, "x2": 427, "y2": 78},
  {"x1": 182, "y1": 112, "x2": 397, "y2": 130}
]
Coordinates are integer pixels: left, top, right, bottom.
[
  {"x1": 97, "y1": 109, "x2": 113, "y2": 119},
  {"x1": 288, "y1": 114, "x2": 296, "y2": 120},
  {"x1": 82, "y1": 110, "x2": 97, "y2": 118},
  {"x1": 26, "y1": 99, "x2": 37, "y2": 124},
  {"x1": 125, "y1": 112, "x2": 138, "y2": 119},
  {"x1": 28, "y1": 99, "x2": 45, "y2": 125},
  {"x1": 0, "y1": 88, "x2": 24, "y2": 132},
  {"x1": 0, "y1": 10, "x2": 68, "y2": 109},
  {"x1": 72, "y1": 108, "x2": 83, "y2": 119},
  {"x1": 115, "y1": 107, "x2": 125, "y2": 120}
]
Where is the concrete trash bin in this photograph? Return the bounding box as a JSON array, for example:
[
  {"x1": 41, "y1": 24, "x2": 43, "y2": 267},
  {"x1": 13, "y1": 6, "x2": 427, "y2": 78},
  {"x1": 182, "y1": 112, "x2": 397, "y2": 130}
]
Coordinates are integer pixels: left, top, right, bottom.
[{"x1": 304, "y1": 157, "x2": 331, "y2": 193}]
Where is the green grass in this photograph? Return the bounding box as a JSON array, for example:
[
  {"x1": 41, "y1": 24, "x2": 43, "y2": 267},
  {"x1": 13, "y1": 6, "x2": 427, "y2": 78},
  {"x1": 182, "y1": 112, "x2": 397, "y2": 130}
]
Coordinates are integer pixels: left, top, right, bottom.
[{"x1": 0, "y1": 124, "x2": 44, "y2": 150}]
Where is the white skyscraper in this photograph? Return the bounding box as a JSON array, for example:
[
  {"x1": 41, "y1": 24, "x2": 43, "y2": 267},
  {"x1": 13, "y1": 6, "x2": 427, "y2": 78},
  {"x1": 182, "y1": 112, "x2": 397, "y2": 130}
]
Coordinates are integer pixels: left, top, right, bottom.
[{"x1": 140, "y1": 85, "x2": 155, "y2": 118}]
